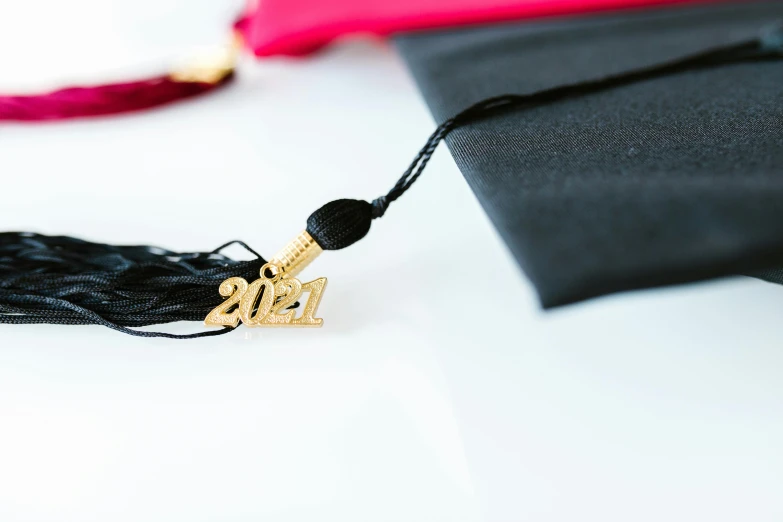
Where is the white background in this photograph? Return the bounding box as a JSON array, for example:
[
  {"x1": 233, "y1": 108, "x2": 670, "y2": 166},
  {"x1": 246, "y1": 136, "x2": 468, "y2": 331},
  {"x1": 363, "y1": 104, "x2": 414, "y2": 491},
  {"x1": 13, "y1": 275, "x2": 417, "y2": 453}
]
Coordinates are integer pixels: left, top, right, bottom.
[{"x1": 1, "y1": 1, "x2": 782, "y2": 521}]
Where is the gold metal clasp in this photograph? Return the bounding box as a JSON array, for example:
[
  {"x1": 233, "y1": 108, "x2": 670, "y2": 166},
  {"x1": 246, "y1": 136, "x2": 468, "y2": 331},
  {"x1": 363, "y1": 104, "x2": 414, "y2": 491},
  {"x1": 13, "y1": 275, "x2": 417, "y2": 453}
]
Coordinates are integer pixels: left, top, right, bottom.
[
  {"x1": 269, "y1": 230, "x2": 323, "y2": 278},
  {"x1": 204, "y1": 231, "x2": 328, "y2": 329}
]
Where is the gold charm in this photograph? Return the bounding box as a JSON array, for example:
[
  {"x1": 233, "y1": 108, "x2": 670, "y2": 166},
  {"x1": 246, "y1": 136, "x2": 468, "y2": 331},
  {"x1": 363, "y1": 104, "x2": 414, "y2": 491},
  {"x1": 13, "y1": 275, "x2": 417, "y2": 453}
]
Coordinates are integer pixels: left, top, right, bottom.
[{"x1": 204, "y1": 231, "x2": 327, "y2": 329}]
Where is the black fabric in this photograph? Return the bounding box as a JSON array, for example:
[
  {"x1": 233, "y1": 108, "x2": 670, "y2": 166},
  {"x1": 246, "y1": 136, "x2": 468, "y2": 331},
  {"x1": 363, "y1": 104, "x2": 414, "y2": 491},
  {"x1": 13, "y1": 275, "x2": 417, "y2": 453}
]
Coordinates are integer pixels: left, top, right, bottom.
[{"x1": 395, "y1": 1, "x2": 783, "y2": 307}]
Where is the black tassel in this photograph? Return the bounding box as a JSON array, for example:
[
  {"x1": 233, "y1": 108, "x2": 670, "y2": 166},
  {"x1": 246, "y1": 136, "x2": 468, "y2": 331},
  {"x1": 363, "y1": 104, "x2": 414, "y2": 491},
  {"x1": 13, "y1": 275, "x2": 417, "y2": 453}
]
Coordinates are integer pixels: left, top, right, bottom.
[{"x1": 0, "y1": 233, "x2": 265, "y2": 338}]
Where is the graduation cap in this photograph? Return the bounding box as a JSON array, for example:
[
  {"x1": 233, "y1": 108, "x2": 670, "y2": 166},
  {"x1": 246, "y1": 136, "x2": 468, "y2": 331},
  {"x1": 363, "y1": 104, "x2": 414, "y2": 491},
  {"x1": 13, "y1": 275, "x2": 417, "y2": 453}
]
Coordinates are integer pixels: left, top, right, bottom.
[{"x1": 1, "y1": 0, "x2": 781, "y2": 337}]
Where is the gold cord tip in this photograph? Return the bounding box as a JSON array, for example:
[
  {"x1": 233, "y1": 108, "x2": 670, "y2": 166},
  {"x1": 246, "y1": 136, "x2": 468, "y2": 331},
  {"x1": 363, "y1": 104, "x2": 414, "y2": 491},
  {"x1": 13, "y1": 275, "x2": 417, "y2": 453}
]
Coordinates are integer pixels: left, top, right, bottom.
[{"x1": 169, "y1": 32, "x2": 243, "y2": 84}]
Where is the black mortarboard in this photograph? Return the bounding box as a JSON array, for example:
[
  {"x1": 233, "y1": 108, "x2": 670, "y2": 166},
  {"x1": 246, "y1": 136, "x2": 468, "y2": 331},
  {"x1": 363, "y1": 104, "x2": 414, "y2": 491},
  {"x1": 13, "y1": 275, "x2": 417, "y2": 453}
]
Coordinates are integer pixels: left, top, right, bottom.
[{"x1": 396, "y1": 0, "x2": 783, "y2": 307}]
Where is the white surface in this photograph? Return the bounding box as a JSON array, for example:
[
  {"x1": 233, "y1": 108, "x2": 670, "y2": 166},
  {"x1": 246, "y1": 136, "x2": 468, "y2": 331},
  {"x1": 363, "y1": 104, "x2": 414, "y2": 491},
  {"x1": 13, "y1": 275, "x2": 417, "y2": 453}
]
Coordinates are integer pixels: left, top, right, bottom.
[{"x1": 1, "y1": 2, "x2": 782, "y2": 521}]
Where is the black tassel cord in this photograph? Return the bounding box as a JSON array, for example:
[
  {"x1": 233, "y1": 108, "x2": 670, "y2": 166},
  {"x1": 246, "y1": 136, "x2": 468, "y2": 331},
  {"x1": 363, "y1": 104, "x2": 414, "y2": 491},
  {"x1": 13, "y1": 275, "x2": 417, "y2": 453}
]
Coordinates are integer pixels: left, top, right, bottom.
[{"x1": 2, "y1": 27, "x2": 781, "y2": 338}]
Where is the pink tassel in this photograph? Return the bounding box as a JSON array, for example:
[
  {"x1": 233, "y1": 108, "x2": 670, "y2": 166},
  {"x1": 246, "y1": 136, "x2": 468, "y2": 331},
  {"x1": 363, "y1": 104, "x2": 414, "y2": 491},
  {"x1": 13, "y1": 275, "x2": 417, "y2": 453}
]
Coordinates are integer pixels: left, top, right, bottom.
[{"x1": 0, "y1": 73, "x2": 234, "y2": 122}]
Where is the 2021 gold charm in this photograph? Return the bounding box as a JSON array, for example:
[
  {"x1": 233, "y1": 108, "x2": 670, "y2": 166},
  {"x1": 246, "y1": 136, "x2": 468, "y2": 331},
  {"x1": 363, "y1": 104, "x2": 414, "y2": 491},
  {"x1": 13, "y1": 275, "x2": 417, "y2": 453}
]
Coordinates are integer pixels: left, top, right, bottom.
[{"x1": 204, "y1": 231, "x2": 327, "y2": 329}]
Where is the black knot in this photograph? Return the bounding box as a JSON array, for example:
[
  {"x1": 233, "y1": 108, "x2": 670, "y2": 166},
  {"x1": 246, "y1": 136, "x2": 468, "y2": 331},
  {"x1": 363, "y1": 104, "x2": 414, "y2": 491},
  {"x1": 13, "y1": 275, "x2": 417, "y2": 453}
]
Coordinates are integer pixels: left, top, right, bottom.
[
  {"x1": 306, "y1": 199, "x2": 373, "y2": 251},
  {"x1": 371, "y1": 196, "x2": 389, "y2": 219}
]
